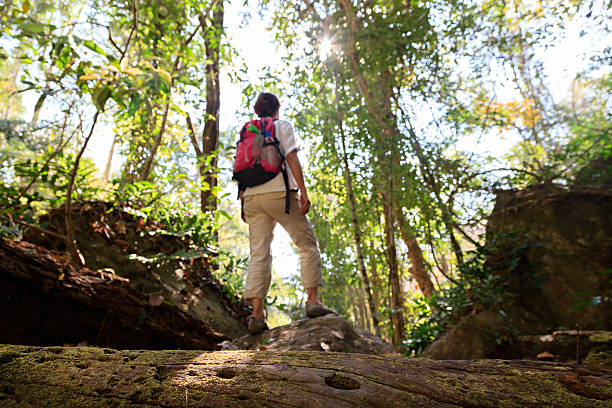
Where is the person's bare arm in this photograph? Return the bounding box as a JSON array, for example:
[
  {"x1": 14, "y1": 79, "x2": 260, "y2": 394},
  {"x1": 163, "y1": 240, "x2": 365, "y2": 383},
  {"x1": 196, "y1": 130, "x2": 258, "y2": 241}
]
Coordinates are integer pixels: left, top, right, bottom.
[{"x1": 285, "y1": 150, "x2": 310, "y2": 215}]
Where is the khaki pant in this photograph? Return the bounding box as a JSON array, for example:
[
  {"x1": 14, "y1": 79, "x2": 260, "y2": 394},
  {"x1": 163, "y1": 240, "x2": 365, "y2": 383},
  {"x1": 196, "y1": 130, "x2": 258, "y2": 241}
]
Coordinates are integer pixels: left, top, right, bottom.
[{"x1": 243, "y1": 191, "x2": 323, "y2": 299}]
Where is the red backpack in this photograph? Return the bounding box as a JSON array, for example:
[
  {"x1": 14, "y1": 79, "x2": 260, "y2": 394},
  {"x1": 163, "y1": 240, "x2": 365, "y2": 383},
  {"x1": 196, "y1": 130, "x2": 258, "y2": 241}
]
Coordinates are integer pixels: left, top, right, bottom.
[{"x1": 232, "y1": 118, "x2": 290, "y2": 213}]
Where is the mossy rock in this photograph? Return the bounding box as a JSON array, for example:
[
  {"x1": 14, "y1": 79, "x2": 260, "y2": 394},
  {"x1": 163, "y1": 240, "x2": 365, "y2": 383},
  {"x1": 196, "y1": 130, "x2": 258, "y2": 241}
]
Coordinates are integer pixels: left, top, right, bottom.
[
  {"x1": 585, "y1": 350, "x2": 612, "y2": 370},
  {"x1": 589, "y1": 332, "x2": 612, "y2": 344}
]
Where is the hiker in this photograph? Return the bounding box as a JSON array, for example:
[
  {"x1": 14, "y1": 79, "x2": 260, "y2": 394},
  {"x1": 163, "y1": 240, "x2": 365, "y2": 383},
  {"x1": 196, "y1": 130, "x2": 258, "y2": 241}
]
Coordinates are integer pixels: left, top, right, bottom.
[{"x1": 233, "y1": 92, "x2": 336, "y2": 334}]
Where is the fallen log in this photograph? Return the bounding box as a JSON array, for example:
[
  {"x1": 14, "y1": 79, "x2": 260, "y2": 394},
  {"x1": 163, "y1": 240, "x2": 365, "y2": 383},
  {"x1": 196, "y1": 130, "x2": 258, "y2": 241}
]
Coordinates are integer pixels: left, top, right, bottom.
[
  {"x1": 1, "y1": 345, "x2": 611, "y2": 407},
  {"x1": 0, "y1": 238, "x2": 224, "y2": 349}
]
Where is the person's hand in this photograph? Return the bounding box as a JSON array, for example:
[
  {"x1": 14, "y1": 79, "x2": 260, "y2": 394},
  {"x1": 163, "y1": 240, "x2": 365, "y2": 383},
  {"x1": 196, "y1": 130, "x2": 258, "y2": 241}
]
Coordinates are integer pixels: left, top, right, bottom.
[
  {"x1": 239, "y1": 191, "x2": 247, "y2": 223},
  {"x1": 299, "y1": 191, "x2": 311, "y2": 215}
]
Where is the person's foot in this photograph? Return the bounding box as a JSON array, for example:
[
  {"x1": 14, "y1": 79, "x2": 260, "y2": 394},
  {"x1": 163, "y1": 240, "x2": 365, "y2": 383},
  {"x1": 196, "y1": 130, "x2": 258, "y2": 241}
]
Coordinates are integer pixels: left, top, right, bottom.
[
  {"x1": 247, "y1": 316, "x2": 268, "y2": 334},
  {"x1": 305, "y1": 302, "x2": 338, "y2": 318}
]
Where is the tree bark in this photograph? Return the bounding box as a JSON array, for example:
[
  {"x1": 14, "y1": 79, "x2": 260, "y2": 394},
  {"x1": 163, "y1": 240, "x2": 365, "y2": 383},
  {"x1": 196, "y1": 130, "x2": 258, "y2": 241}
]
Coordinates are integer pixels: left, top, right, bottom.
[
  {"x1": 199, "y1": 2, "x2": 223, "y2": 213},
  {"x1": 349, "y1": 286, "x2": 365, "y2": 330},
  {"x1": 139, "y1": 96, "x2": 171, "y2": 181},
  {"x1": 102, "y1": 134, "x2": 116, "y2": 182},
  {"x1": 356, "y1": 285, "x2": 371, "y2": 333},
  {"x1": 383, "y1": 200, "x2": 405, "y2": 345},
  {"x1": 395, "y1": 213, "x2": 435, "y2": 299},
  {"x1": 2, "y1": 345, "x2": 610, "y2": 407},
  {"x1": 0, "y1": 238, "x2": 225, "y2": 350}
]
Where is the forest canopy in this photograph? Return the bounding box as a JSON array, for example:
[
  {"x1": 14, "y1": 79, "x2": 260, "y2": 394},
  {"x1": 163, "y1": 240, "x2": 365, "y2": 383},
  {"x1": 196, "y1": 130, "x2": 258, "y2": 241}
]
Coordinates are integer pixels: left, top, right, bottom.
[{"x1": 1, "y1": 0, "x2": 610, "y2": 350}]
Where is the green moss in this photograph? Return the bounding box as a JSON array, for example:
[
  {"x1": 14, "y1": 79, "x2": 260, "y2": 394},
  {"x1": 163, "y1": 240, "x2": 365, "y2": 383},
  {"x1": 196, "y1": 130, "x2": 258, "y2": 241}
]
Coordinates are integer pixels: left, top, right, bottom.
[
  {"x1": 585, "y1": 350, "x2": 612, "y2": 370},
  {"x1": 589, "y1": 332, "x2": 612, "y2": 344}
]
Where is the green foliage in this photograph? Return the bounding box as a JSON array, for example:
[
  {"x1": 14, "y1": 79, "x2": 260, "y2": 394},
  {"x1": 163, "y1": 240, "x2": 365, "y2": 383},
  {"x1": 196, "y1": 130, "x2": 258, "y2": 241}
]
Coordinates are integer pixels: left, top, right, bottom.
[
  {"x1": 217, "y1": 253, "x2": 248, "y2": 298},
  {"x1": 404, "y1": 233, "x2": 540, "y2": 355},
  {"x1": 0, "y1": 138, "x2": 104, "y2": 239},
  {"x1": 0, "y1": 0, "x2": 610, "y2": 346}
]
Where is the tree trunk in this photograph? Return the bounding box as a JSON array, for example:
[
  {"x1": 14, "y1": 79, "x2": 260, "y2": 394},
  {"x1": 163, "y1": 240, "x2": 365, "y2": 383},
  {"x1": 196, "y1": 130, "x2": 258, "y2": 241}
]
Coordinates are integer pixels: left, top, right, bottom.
[
  {"x1": 348, "y1": 286, "x2": 365, "y2": 330},
  {"x1": 338, "y1": 0, "x2": 435, "y2": 298},
  {"x1": 139, "y1": 97, "x2": 171, "y2": 181},
  {"x1": 333, "y1": 76, "x2": 381, "y2": 336},
  {"x1": 65, "y1": 111, "x2": 99, "y2": 266},
  {"x1": 2, "y1": 345, "x2": 609, "y2": 407},
  {"x1": 356, "y1": 285, "x2": 371, "y2": 333},
  {"x1": 0, "y1": 238, "x2": 225, "y2": 350},
  {"x1": 199, "y1": 3, "x2": 223, "y2": 213},
  {"x1": 102, "y1": 134, "x2": 116, "y2": 182},
  {"x1": 395, "y1": 213, "x2": 435, "y2": 299},
  {"x1": 136, "y1": 12, "x2": 205, "y2": 182},
  {"x1": 383, "y1": 200, "x2": 405, "y2": 345}
]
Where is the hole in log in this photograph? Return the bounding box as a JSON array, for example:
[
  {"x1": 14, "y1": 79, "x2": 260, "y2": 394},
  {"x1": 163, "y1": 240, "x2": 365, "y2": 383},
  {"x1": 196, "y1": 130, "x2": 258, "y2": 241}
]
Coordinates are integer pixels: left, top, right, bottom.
[
  {"x1": 216, "y1": 367, "x2": 237, "y2": 379},
  {"x1": 325, "y1": 373, "x2": 360, "y2": 390}
]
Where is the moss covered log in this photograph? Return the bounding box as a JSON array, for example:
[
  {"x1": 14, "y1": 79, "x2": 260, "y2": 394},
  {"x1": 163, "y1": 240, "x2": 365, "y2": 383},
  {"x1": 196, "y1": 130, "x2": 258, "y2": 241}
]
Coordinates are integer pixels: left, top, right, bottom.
[
  {"x1": 0, "y1": 238, "x2": 225, "y2": 349},
  {"x1": 1, "y1": 345, "x2": 611, "y2": 407}
]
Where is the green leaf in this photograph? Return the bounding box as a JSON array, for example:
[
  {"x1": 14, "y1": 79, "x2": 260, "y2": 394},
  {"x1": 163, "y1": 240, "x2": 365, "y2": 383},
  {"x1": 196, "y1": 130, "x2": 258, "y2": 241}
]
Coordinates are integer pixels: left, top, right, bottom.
[
  {"x1": 83, "y1": 40, "x2": 107, "y2": 56},
  {"x1": 20, "y1": 22, "x2": 45, "y2": 35},
  {"x1": 92, "y1": 86, "x2": 112, "y2": 112},
  {"x1": 128, "y1": 93, "x2": 141, "y2": 115},
  {"x1": 155, "y1": 69, "x2": 172, "y2": 86}
]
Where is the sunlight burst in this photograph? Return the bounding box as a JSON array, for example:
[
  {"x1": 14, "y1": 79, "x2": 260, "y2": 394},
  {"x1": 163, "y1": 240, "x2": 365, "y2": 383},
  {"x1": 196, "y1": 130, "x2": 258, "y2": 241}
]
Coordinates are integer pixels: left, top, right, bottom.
[{"x1": 320, "y1": 38, "x2": 332, "y2": 60}]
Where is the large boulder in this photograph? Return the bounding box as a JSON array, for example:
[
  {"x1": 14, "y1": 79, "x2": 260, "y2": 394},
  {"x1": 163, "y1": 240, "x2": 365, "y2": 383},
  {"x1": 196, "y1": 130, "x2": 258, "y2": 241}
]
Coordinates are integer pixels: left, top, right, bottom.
[
  {"x1": 423, "y1": 184, "x2": 612, "y2": 360},
  {"x1": 421, "y1": 310, "x2": 506, "y2": 360},
  {"x1": 487, "y1": 184, "x2": 612, "y2": 334},
  {"x1": 222, "y1": 314, "x2": 395, "y2": 355}
]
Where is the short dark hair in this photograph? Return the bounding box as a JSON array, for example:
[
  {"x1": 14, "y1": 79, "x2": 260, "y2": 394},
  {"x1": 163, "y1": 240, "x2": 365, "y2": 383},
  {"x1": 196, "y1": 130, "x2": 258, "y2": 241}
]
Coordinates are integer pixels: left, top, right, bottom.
[{"x1": 254, "y1": 93, "x2": 280, "y2": 117}]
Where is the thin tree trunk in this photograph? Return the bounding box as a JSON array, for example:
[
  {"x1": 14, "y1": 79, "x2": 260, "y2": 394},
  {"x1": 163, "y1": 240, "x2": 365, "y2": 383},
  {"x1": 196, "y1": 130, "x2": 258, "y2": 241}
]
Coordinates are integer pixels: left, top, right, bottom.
[
  {"x1": 199, "y1": 2, "x2": 223, "y2": 213},
  {"x1": 383, "y1": 200, "x2": 404, "y2": 345},
  {"x1": 338, "y1": 0, "x2": 435, "y2": 298},
  {"x1": 357, "y1": 285, "x2": 371, "y2": 333},
  {"x1": 103, "y1": 135, "x2": 116, "y2": 182},
  {"x1": 65, "y1": 112, "x2": 99, "y2": 266},
  {"x1": 348, "y1": 286, "x2": 364, "y2": 329},
  {"x1": 137, "y1": 11, "x2": 205, "y2": 181},
  {"x1": 333, "y1": 71, "x2": 381, "y2": 336},
  {"x1": 395, "y1": 213, "x2": 435, "y2": 299},
  {"x1": 139, "y1": 97, "x2": 171, "y2": 181},
  {"x1": 403, "y1": 122, "x2": 465, "y2": 265}
]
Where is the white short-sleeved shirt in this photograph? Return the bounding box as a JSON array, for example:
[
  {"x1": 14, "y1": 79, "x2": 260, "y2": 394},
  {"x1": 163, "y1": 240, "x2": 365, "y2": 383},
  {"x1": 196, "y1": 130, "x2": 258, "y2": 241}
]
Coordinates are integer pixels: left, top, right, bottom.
[{"x1": 243, "y1": 118, "x2": 299, "y2": 197}]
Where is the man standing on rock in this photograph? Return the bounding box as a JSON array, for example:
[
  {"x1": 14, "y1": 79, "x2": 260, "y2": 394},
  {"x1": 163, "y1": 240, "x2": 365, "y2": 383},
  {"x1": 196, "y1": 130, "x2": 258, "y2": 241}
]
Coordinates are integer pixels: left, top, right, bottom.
[{"x1": 234, "y1": 92, "x2": 336, "y2": 334}]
